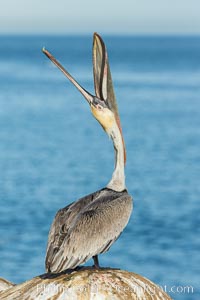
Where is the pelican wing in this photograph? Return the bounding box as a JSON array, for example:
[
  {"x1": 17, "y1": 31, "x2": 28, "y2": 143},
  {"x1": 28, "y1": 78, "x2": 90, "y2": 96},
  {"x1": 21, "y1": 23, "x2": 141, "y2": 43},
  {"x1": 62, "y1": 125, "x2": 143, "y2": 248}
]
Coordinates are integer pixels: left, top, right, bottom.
[
  {"x1": 93, "y1": 33, "x2": 119, "y2": 120},
  {"x1": 45, "y1": 189, "x2": 102, "y2": 272},
  {"x1": 48, "y1": 191, "x2": 132, "y2": 273}
]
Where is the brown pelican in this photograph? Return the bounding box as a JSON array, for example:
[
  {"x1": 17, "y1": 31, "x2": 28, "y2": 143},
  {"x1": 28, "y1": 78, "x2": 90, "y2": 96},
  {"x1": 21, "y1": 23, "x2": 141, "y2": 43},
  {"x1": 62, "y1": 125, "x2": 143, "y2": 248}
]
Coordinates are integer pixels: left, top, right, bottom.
[{"x1": 43, "y1": 33, "x2": 133, "y2": 273}]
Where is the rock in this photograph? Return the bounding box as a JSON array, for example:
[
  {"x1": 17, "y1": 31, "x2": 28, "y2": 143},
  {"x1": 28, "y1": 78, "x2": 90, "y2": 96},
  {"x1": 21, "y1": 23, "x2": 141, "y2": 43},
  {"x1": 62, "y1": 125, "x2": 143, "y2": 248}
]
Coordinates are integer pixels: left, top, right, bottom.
[
  {"x1": 0, "y1": 268, "x2": 172, "y2": 300},
  {"x1": 0, "y1": 277, "x2": 15, "y2": 292}
]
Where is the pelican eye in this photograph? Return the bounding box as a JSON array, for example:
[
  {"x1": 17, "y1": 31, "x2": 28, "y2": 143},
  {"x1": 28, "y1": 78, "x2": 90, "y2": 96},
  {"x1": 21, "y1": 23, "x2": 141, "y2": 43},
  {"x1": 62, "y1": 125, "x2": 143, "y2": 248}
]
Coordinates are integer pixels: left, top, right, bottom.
[{"x1": 97, "y1": 104, "x2": 103, "y2": 110}]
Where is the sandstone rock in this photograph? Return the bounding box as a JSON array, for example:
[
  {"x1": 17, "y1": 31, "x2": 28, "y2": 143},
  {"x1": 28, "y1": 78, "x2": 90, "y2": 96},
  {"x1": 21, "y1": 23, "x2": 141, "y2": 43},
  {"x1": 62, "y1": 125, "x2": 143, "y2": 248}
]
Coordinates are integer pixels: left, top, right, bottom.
[
  {"x1": 0, "y1": 268, "x2": 172, "y2": 300},
  {"x1": 0, "y1": 277, "x2": 15, "y2": 293}
]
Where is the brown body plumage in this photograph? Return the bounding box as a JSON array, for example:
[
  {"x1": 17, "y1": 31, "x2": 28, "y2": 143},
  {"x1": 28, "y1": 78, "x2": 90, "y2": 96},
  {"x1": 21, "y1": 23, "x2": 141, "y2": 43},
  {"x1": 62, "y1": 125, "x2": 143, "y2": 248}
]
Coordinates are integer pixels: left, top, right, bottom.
[{"x1": 46, "y1": 188, "x2": 132, "y2": 272}]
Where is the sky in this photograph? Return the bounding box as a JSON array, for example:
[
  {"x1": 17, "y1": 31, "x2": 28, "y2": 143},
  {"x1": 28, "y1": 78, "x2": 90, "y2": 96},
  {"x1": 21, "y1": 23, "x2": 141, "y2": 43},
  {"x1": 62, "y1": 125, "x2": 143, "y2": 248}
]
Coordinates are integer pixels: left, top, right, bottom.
[{"x1": 0, "y1": 0, "x2": 200, "y2": 35}]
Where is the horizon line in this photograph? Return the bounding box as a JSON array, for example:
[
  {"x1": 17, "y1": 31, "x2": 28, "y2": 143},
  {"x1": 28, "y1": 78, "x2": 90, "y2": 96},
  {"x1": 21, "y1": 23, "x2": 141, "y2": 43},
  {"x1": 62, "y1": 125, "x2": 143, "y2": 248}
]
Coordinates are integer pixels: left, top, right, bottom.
[{"x1": 0, "y1": 31, "x2": 200, "y2": 37}]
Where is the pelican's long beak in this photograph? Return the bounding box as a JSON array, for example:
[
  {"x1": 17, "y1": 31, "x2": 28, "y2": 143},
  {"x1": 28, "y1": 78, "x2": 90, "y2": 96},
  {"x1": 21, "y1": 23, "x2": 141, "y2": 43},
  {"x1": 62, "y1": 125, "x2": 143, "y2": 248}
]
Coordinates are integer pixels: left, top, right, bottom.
[{"x1": 42, "y1": 48, "x2": 94, "y2": 105}]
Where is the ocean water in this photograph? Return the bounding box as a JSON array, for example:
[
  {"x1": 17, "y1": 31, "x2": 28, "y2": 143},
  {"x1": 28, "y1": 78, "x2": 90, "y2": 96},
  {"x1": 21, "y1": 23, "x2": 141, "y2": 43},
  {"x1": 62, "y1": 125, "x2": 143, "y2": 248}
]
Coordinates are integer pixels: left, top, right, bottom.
[{"x1": 0, "y1": 35, "x2": 200, "y2": 299}]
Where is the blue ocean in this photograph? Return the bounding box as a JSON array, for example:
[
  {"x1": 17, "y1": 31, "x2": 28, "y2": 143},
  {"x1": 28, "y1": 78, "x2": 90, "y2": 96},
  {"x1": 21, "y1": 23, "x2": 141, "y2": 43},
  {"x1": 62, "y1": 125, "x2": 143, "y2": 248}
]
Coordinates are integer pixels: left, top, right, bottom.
[{"x1": 0, "y1": 35, "x2": 199, "y2": 299}]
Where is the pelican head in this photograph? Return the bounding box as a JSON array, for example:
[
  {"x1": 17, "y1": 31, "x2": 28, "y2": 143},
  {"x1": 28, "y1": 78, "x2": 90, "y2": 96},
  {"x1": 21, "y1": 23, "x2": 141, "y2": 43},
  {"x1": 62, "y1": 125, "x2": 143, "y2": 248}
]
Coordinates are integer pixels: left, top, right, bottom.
[
  {"x1": 43, "y1": 33, "x2": 126, "y2": 190},
  {"x1": 43, "y1": 33, "x2": 125, "y2": 157}
]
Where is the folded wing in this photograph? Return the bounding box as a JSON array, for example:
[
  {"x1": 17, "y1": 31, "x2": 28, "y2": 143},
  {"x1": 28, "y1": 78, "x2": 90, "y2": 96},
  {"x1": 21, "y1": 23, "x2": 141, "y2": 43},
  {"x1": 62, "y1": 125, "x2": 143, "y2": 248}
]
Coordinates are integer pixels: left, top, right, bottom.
[{"x1": 46, "y1": 190, "x2": 132, "y2": 273}]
